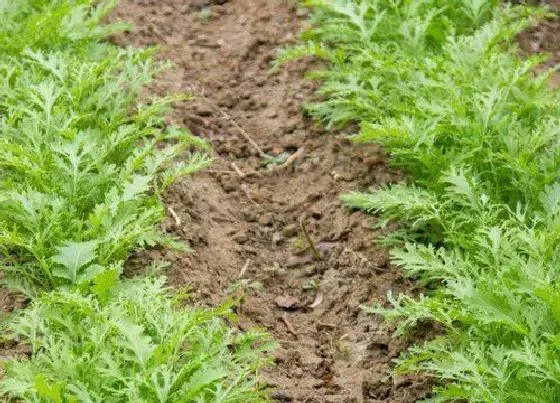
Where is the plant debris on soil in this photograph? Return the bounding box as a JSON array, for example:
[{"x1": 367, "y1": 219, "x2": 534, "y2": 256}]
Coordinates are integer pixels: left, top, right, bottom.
[
  {"x1": 518, "y1": 1, "x2": 560, "y2": 66},
  {"x1": 109, "y1": 1, "x2": 431, "y2": 402}
]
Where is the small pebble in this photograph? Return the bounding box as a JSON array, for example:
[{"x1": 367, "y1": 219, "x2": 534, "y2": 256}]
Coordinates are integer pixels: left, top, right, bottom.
[
  {"x1": 271, "y1": 390, "x2": 294, "y2": 402},
  {"x1": 282, "y1": 223, "x2": 299, "y2": 238}
]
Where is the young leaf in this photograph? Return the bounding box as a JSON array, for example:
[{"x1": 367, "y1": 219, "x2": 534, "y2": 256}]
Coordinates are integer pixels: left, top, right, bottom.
[{"x1": 52, "y1": 240, "x2": 98, "y2": 284}]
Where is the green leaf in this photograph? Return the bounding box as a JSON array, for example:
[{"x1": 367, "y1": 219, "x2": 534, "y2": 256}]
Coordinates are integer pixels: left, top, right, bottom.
[
  {"x1": 34, "y1": 374, "x2": 64, "y2": 403},
  {"x1": 76, "y1": 264, "x2": 105, "y2": 285},
  {"x1": 91, "y1": 268, "x2": 120, "y2": 303},
  {"x1": 122, "y1": 175, "x2": 152, "y2": 202},
  {"x1": 52, "y1": 241, "x2": 98, "y2": 284},
  {"x1": 114, "y1": 319, "x2": 155, "y2": 368}
]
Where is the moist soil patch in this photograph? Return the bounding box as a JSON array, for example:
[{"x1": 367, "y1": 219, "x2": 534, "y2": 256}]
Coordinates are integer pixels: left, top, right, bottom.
[{"x1": 109, "y1": 1, "x2": 431, "y2": 402}]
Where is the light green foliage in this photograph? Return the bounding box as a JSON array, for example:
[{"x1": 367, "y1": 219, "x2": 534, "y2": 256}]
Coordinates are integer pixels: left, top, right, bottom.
[
  {"x1": 1, "y1": 276, "x2": 273, "y2": 402},
  {"x1": 0, "y1": 0, "x2": 129, "y2": 54},
  {"x1": 0, "y1": 1, "x2": 212, "y2": 294},
  {"x1": 286, "y1": 0, "x2": 560, "y2": 401},
  {"x1": 0, "y1": 1, "x2": 272, "y2": 402}
]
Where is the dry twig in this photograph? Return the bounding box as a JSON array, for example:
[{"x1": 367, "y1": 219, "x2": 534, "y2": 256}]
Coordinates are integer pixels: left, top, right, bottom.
[
  {"x1": 277, "y1": 147, "x2": 305, "y2": 169},
  {"x1": 167, "y1": 206, "x2": 181, "y2": 226},
  {"x1": 205, "y1": 169, "x2": 238, "y2": 175},
  {"x1": 231, "y1": 162, "x2": 246, "y2": 178},
  {"x1": 238, "y1": 258, "x2": 251, "y2": 278},
  {"x1": 191, "y1": 89, "x2": 266, "y2": 157},
  {"x1": 299, "y1": 217, "x2": 322, "y2": 260},
  {"x1": 281, "y1": 314, "x2": 298, "y2": 338}
]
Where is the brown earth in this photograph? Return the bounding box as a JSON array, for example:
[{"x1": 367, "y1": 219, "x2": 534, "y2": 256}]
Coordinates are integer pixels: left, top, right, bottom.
[
  {"x1": 518, "y1": 0, "x2": 560, "y2": 88},
  {"x1": 0, "y1": 276, "x2": 27, "y2": 371},
  {"x1": 109, "y1": 1, "x2": 431, "y2": 402}
]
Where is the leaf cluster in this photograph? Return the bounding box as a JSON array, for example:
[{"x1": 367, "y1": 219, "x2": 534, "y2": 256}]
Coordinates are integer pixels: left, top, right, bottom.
[
  {"x1": 1, "y1": 276, "x2": 273, "y2": 403},
  {"x1": 0, "y1": 3, "x2": 211, "y2": 294},
  {"x1": 285, "y1": 0, "x2": 560, "y2": 401},
  {"x1": 0, "y1": 1, "x2": 272, "y2": 401},
  {"x1": 0, "y1": 0, "x2": 128, "y2": 54}
]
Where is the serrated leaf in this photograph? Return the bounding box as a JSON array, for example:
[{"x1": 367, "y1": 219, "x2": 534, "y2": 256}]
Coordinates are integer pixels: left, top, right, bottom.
[
  {"x1": 122, "y1": 175, "x2": 151, "y2": 202},
  {"x1": 34, "y1": 374, "x2": 64, "y2": 403},
  {"x1": 52, "y1": 241, "x2": 98, "y2": 284},
  {"x1": 75, "y1": 264, "x2": 105, "y2": 285},
  {"x1": 114, "y1": 319, "x2": 155, "y2": 368},
  {"x1": 91, "y1": 268, "x2": 120, "y2": 303}
]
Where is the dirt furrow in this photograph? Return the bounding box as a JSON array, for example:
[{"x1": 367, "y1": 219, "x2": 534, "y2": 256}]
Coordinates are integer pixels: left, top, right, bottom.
[{"x1": 111, "y1": 1, "x2": 430, "y2": 402}]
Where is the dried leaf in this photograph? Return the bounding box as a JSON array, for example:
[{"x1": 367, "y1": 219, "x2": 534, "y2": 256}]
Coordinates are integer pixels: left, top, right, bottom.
[{"x1": 309, "y1": 292, "x2": 323, "y2": 309}]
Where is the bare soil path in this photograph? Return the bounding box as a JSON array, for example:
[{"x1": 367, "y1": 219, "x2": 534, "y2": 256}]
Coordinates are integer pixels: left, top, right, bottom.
[{"x1": 110, "y1": 1, "x2": 430, "y2": 402}]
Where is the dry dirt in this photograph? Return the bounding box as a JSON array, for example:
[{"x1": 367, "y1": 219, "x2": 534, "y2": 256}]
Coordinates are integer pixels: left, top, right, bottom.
[
  {"x1": 110, "y1": 1, "x2": 431, "y2": 402},
  {"x1": 518, "y1": 0, "x2": 560, "y2": 88}
]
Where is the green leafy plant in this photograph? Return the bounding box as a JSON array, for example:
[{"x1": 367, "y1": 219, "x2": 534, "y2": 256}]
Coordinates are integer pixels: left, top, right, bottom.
[
  {"x1": 0, "y1": 1, "x2": 273, "y2": 402},
  {"x1": 285, "y1": 0, "x2": 560, "y2": 401},
  {"x1": 0, "y1": 0, "x2": 129, "y2": 54},
  {"x1": 0, "y1": 3, "x2": 212, "y2": 294},
  {"x1": 1, "y1": 276, "x2": 274, "y2": 402}
]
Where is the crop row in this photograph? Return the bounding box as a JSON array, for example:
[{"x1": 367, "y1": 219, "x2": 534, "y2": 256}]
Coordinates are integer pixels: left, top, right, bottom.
[
  {"x1": 0, "y1": 1, "x2": 270, "y2": 401},
  {"x1": 285, "y1": 0, "x2": 560, "y2": 401}
]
